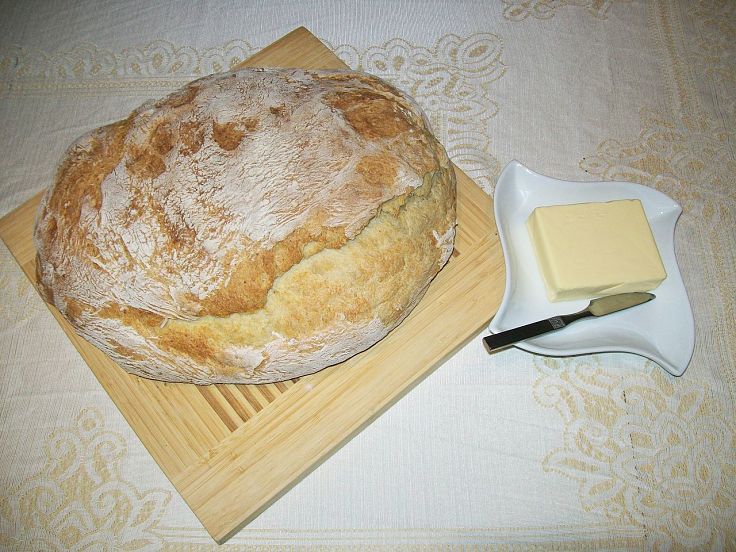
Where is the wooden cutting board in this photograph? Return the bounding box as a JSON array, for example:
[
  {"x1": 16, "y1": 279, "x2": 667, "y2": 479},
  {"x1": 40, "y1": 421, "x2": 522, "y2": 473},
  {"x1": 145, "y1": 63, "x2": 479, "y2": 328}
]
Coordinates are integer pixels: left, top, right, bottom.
[{"x1": 0, "y1": 27, "x2": 505, "y2": 543}]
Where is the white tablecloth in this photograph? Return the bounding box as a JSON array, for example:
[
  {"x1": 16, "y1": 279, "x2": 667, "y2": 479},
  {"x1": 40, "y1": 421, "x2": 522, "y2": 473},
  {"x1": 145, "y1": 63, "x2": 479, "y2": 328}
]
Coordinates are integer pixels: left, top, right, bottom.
[{"x1": 1, "y1": 1, "x2": 734, "y2": 549}]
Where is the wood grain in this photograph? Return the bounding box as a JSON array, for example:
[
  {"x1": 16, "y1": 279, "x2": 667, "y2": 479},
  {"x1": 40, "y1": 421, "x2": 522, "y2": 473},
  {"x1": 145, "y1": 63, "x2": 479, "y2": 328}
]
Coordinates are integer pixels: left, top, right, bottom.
[{"x1": 0, "y1": 26, "x2": 505, "y2": 543}]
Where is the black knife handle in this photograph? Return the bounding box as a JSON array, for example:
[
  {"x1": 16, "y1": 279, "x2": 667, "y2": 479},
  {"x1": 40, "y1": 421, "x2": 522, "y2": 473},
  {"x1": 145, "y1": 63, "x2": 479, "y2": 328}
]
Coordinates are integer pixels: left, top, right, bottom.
[{"x1": 483, "y1": 316, "x2": 567, "y2": 353}]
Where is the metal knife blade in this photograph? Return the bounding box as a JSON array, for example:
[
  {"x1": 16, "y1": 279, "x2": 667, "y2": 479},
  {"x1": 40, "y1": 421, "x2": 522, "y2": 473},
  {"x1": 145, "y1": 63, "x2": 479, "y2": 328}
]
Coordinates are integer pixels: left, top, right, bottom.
[{"x1": 482, "y1": 292, "x2": 655, "y2": 353}]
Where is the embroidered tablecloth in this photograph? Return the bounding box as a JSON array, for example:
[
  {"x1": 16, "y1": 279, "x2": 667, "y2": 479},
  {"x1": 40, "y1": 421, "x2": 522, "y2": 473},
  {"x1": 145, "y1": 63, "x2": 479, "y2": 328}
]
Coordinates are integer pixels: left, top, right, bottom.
[{"x1": 1, "y1": 1, "x2": 734, "y2": 549}]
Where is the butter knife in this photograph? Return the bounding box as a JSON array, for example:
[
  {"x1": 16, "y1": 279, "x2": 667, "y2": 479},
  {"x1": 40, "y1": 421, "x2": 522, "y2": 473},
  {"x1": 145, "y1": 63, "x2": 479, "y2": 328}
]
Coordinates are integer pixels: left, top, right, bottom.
[{"x1": 482, "y1": 292, "x2": 655, "y2": 353}]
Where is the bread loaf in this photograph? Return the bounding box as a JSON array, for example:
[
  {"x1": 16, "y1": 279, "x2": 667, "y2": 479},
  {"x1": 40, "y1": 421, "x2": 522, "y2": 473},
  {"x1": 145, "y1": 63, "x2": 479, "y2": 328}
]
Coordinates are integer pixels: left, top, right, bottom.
[{"x1": 33, "y1": 67, "x2": 456, "y2": 384}]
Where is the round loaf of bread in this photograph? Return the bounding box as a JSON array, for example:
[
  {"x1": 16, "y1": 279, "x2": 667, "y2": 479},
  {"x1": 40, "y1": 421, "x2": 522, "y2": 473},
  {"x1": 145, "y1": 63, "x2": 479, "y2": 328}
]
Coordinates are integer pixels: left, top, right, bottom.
[{"x1": 34, "y1": 67, "x2": 456, "y2": 384}]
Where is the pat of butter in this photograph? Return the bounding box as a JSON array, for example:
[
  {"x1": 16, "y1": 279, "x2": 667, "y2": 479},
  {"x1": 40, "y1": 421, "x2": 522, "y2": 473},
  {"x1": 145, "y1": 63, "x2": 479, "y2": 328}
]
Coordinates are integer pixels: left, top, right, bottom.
[{"x1": 526, "y1": 199, "x2": 667, "y2": 302}]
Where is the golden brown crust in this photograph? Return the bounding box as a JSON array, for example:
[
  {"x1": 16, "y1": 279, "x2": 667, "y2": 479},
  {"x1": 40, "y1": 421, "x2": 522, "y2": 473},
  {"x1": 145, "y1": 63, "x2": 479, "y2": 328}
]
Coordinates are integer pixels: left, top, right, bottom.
[
  {"x1": 324, "y1": 89, "x2": 413, "y2": 140},
  {"x1": 34, "y1": 68, "x2": 456, "y2": 384}
]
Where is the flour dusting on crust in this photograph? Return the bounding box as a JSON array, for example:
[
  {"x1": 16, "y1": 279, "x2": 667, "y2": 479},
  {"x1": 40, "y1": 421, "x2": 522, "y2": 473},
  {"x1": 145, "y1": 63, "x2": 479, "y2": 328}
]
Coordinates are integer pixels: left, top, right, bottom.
[{"x1": 34, "y1": 67, "x2": 456, "y2": 384}]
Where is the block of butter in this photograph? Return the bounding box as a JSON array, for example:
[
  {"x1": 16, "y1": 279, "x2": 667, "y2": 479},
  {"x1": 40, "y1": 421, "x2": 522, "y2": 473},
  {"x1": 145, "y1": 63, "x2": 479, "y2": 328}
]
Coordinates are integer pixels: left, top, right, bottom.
[{"x1": 526, "y1": 199, "x2": 667, "y2": 302}]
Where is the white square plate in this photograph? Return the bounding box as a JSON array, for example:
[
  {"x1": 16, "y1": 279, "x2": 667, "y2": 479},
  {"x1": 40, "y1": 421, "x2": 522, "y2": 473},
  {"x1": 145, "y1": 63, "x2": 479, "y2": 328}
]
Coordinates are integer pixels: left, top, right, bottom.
[{"x1": 488, "y1": 161, "x2": 694, "y2": 376}]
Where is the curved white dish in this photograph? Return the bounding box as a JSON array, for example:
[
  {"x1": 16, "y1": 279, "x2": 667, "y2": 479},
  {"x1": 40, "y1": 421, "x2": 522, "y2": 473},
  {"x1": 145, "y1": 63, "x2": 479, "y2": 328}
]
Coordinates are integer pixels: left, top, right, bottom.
[{"x1": 488, "y1": 160, "x2": 694, "y2": 376}]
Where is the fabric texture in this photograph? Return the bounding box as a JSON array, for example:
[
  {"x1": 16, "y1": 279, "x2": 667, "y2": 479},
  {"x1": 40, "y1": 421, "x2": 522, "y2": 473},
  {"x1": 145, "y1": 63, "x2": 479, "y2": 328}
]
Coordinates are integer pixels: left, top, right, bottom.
[{"x1": 1, "y1": 1, "x2": 734, "y2": 549}]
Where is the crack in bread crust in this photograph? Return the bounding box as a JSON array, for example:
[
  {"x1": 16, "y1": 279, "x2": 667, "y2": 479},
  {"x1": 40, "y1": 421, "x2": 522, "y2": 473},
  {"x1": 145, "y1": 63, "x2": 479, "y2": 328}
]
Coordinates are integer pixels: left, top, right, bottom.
[{"x1": 34, "y1": 67, "x2": 456, "y2": 384}]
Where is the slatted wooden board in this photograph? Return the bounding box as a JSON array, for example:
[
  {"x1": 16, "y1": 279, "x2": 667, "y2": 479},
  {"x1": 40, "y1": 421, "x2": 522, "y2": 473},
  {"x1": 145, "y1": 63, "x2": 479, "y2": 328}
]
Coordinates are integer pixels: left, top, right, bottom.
[{"x1": 0, "y1": 27, "x2": 505, "y2": 543}]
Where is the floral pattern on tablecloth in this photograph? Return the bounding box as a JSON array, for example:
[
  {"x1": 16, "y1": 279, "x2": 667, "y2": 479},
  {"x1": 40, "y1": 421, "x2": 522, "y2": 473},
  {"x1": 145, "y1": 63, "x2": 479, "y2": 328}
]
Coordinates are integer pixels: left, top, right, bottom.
[
  {"x1": 0, "y1": 39, "x2": 257, "y2": 93},
  {"x1": 0, "y1": 409, "x2": 171, "y2": 551},
  {"x1": 501, "y1": 0, "x2": 631, "y2": 21},
  {"x1": 534, "y1": 356, "x2": 736, "y2": 550}
]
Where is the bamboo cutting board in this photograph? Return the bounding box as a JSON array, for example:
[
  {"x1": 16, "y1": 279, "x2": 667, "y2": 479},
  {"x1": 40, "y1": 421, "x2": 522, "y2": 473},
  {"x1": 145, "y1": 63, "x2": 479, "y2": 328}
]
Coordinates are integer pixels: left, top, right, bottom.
[{"x1": 0, "y1": 27, "x2": 505, "y2": 543}]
